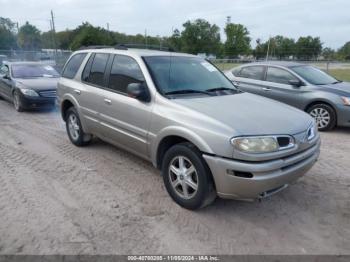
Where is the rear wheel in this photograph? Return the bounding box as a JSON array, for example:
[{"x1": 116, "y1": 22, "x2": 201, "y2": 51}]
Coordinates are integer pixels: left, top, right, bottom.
[
  {"x1": 162, "y1": 142, "x2": 216, "y2": 210},
  {"x1": 13, "y1": 90, "x2": 24, "y2": 112},
  {"x1": 65, "y1": 107, "x2": 92, "y2": 146},
  {"x1": 307, "y1": 104, "x2": 336, "y2": 131}
]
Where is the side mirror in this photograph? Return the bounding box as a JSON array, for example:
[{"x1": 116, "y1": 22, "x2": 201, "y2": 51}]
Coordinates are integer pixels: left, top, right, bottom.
[
  {"x1": 288, "y1": 79, "x2": 303, "y2": 87},
  {"x1": 127, "y1": 82, "x2": 151, "y2": 102}
]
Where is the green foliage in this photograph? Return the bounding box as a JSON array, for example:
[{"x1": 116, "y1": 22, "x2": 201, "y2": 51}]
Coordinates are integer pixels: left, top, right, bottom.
[
  {"x1": 295, "y1": 36, "x2": 322, "y2": 60},
  {"x1": 0, "y1": 17, "x2": 17, "y2": 49},
  {"x1": 180, "y1": 19, "x2": 221, "y2": 55},
  {"x1": 17, "y1": 22, "x2": 42, "y2": 50},
  {"x1": 224, "y1": 23, "x2": 251, "y2": 57},
  {"x1": 322, "y1": 47, "x2": 336, "y2": 60},
  {"x1": 338, "y1": 42, "x2": 350, "y2": 60}
]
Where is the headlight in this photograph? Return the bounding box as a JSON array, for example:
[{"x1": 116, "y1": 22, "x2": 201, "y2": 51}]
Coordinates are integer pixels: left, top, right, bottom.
[
  {"x1": 231, "y1": 136, "x2": 294, "y2": 153},
  {"x1": 19, "y1": 88, "x2": 39, "y2": 97},
  {"x1": 341, "y1": 97, "x2": 350, "y2": 106}
]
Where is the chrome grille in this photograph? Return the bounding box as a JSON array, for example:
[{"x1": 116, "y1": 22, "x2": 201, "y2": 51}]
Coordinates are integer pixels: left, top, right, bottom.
[{"x1": 39, "y1": 90, "x2": 57, "y2": 98}]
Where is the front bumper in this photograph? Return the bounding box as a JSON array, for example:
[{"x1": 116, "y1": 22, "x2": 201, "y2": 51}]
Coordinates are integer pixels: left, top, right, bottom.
[
  {"x1": 203, "y1": 139, "x2": 321, "y2": 200},
  {"x1": 336, "y1": 104, "x2": 350, "y2": 127},
  {"x1": 19, "y1": 94, "x2": 56, "y2": 109}
]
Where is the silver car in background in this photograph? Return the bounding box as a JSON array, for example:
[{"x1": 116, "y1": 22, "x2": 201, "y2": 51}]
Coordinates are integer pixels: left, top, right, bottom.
[
  {"x1": 225, "y1": 61, "x2": 350, "y2": 131},
  {"x1": 58, "y1": 47, "x2": 320, "y2": 210}
]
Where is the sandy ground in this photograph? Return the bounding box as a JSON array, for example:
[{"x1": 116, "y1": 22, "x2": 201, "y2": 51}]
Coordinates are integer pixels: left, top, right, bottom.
[{"x1": 0, "y1": 99, "x2": 349, "y2": 255}]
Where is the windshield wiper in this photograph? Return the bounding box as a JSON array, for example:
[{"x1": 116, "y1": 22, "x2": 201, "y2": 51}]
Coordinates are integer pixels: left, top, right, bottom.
[
  {"x1": 206, "y1": 87, "x2": 237, "y2": 92},
  {"x1": 164, "y1": 89, "x2": 214, "y2": 96}
]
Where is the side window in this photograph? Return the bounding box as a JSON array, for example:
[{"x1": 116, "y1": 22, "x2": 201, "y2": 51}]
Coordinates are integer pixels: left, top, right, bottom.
[
  {"x1": 266, "y1": 67, "x2": 298, "y2": 85},
  {"x1": 85, "y1": 53, "x2": 110, "y2": 87},
  {"x1": 62, "y1": 53, "x2": 87, "y2": 79},
  {"x1": 239, "y1": 66, "x2": 264, "y2": 80},
  {"x1": 108, "y1": 55, "x2": 145, "y2": 94},
  {"x1": 82, "y1": 54, "x2": 95, "y2": 82}
]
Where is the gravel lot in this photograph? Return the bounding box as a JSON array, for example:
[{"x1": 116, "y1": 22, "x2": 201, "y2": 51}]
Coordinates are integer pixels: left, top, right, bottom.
[{"x1": 0, "y1": 99, "x2": 349, "y2": 255}]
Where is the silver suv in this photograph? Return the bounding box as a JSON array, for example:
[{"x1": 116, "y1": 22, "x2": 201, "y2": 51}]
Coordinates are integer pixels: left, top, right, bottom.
[{"x1": 58, "y1": 46, "x2": 321, "y2": 210}]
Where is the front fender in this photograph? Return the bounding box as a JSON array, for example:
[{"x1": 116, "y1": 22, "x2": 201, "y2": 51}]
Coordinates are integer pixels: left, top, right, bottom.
[{"x1": 150, "y1": 125, "x2": 215, "y2": 167}]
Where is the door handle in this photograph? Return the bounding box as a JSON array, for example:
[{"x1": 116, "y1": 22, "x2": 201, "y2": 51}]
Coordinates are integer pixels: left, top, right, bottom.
[
  {"x1": 262, "y1": 87, "x2": 271, "y2": 91},
  {"x1": 73, "y1": 89, "x2": 81, "y2": 95},
  {"x1": 104, "y1": 98, "x2": 112, "y2": 105}
]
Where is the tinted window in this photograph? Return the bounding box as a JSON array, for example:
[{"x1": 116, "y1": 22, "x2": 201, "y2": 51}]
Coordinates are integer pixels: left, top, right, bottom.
[
  {"x1": 82, "y1": 54, "x2": 94, "y2": 82},
  {"x1": 62, "y1": 53, "x2": 87, "y2": 79},
  {"x1": 266, "y1": 67, "x2": 297, "y2": 85},
  {"x1": 86, "y1": 53, "x2": 109, "y2": 87},
  {"x1": 239, "y1": 66, "x2": 264, "y2": 80},
  {"x1": 108, "y1": 55, "x2": 144, "y2": 93}
]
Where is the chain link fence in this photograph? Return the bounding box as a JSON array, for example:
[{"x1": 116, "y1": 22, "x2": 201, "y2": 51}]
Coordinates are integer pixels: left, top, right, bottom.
[{"x1": 0, "y1": 49, "x2": 72, "y2": 73}]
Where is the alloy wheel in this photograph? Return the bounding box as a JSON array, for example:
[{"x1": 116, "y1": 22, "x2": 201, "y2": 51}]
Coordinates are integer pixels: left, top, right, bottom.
[
  {"x1": 68, "y1": 114, "x2": 80, "y2": 141},
  {"x1": 309, "y1": 107, "x2": 331, "y2": 129},
  {"x1": 168, "y1": 156, "x2": 199, "y2": 200}
]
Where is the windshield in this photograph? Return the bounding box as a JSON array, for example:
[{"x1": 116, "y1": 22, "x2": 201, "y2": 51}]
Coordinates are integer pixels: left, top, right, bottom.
[
  {"x1": 12, "y1": 64, "x2": 60, "y2": 78},
  {"x1": 290, "y1": 65, "x2": 339, "y2": 85},
  {"x1": 143, "y1": 56, "x2": 237, "y2": 97}
]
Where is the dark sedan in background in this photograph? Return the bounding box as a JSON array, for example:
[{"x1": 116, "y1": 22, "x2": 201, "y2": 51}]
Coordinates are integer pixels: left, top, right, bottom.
[
  {"x1": 225, "y1": 62, "x2": 350, "y2": 131},
  {"x1": 0, "y1": 61, "x2": 59, "y2": 112}
]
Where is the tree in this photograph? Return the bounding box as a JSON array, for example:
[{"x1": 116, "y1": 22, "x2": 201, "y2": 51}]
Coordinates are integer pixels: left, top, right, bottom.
[
  {"x1": 224, "y1": 23, "x2": 251, "y2": 58},
  {"x1": 17, "y1": 22, "x2": 41, "y2": 50},
  {"x1": 168, "y1": 28, "x2": 182, "y2": 51},
  {"x1": 322, "y1": 47, "x2": 336, "y2": 60},
  {"x1": 295, "y1": 36, "x2": 322, "y2": 60},
  {"x1": 338, "y1": 42, "x2": 350, "y2": 60},
  {"x1": 271, "y1": 35, "x2": 295, "y2": 59},
  {"x1": 180, "y1": 19, "x2": 221, "y2": 56},
  {"x1": 0, "y1": 17, "x2": 17, "y2": 49},
  {"x1": 70, "y1": 23, "x2": 113, "y2": 50}
]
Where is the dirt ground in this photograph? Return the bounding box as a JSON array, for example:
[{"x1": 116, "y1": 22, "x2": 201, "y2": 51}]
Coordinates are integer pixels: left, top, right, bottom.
[{"x1": 0, "y1": 99, "x2": 349, "y2": 255}]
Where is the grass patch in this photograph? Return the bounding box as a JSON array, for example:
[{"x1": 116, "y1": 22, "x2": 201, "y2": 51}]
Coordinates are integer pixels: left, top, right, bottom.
[{"x1": 329, "y1": 69, "x2": 350, "y2": 82}]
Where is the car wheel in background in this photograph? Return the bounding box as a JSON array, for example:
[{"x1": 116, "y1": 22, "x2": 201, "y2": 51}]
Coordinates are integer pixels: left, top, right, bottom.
[
  {"x1": 65, "y1": 107, "x2": 92, "y2": 146},
  {"x1": 13, "y1": 90, "x2": 24, "y2": 112},
  {"x1": 162, "y1": 142, "x2": 216, "y2": 210},
  {"x1": 307, "y1": 104, "x2": 336, "y2": 131}
]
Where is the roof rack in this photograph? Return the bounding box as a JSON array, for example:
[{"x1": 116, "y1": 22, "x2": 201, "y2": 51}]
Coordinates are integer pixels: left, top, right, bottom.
[
  {"x1": 78, "y1": 45, "x2": 113, "y2": 50},
  {"x1": 114, "y1": 44, "x2": 175, "y2": 52}
]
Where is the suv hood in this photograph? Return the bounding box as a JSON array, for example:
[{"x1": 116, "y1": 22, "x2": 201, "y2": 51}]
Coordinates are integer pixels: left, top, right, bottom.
[
  {"x1": 174, "y1": 93, "x2": 313, "y2": 136},
  {"x1": 15, "y1": 78, "x2": 59, "y2": 91}
]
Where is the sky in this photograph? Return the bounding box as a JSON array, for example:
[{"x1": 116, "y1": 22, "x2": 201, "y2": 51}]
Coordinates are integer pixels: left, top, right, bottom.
[{"x1": 0, "y1": 0, "x2": 349, "y2": 49}]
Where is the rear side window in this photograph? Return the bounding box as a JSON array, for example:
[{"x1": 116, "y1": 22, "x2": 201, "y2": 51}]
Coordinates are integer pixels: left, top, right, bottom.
[
  {"x1": 108, "y1": 55, "x2": 144, "y2": 93},
  {"x1": 85, "y1": 53, "x2": 110, "y2": 87},
  {"x1": 62, "y1": 53, "x2": 87, "y2": 79},
  {"x1": 266, "y1": 67, "x2": 297, "y2": 85},
  {"x1": 239, "y1": 66, "x2": 264, "y2": 80}
]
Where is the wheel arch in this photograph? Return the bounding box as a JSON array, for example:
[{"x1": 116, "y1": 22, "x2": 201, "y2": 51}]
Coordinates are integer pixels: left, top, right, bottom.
[{"x1": 60, "y1": 94, "x2": 80, "y2": 121}]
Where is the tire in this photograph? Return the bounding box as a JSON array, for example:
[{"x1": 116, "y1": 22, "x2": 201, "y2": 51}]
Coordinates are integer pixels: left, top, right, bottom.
[
  {"x1": 65, "y1": 107, "x2": 92, "y2": 146},
  {"x1": 161, "y1": 142, "x2": 216, "y2": 210},
  {"x1": 13, "y1": 90, "x2": 24, "y2": 112},
  {"x1": 307, "y1": 104, "x2": 336, "y2": 131}
]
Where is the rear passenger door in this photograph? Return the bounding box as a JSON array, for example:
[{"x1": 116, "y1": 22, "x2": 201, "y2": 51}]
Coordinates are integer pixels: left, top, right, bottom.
[
  {"x1": 234, "y1": 66, "x2": 267, "y2": 96},
  {"x1": 263, "y1": 66, "x2": 306, "y2": 107},
  {"x1": 97, "y1": 54, "x2": 153, "y2": 159}
]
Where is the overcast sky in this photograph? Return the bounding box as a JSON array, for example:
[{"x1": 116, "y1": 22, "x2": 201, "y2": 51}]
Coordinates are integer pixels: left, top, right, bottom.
[{"x1": 0, "y1": 0, "x2": 349, "y2": 49}]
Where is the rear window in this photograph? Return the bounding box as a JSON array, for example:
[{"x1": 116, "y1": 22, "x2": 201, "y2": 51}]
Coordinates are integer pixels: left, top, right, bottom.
[
  {"x1": 62, "y1": 53, "x2": 87, "y2": 79},
  {"x1": 239, "y1": 66, "x2": 265, "y2": 80}
]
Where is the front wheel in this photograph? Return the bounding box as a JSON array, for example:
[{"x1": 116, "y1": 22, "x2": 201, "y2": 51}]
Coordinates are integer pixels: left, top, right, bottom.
[
  {"x1": 13, "y1": 90, "x2": 24, "y2": 112},
  {"x1": 162, "y1": 142, "x2": 216, "y2": 210},
  {"x1": 65, "y1": 107, "x2": 92, "y2": 146},
  {"x1": 307, "y1": 104, "x2": 336, "y2": 131}
]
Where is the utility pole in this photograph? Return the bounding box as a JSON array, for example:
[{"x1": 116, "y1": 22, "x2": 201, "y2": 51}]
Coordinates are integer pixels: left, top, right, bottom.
[
  {"x1": 145, "y1": 29, "x2": 148, "y2": 47},
  {"x1": 266, "y1": 37, "x2": 271, "y2": 61},
  {"x1": 50, "y1": 10, "x2": 57, "y2": 59},
  {"x1": 107, "y1": 23, "x2": 109, "y2": 31}
]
